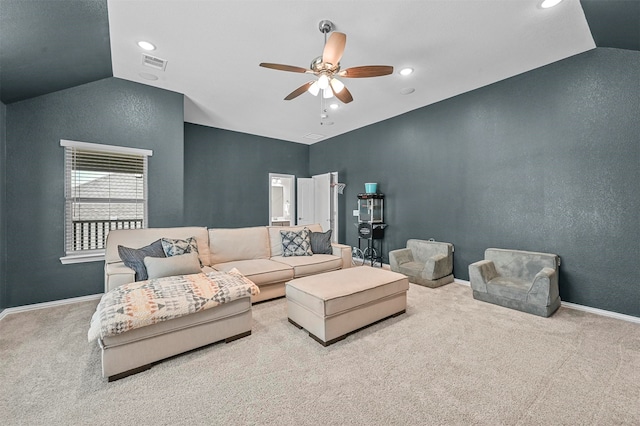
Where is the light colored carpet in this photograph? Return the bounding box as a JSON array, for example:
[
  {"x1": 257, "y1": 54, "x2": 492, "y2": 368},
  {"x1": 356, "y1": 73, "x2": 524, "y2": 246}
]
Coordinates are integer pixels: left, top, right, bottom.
[{"x1": 1, "y1": 282, "x2": 639, "y2": 425}]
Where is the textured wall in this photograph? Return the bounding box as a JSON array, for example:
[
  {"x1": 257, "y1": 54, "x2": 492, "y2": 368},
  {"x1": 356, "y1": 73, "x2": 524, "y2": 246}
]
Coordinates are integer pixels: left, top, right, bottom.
[
  {"x1": 183, "y1": 124, "x2": 309, "y2": 228},
  {"x1": 0, "y1": 101, "x2": 6, "y2": 310},
  {"x1": 5, "y1": 77, "x2": 184, "y2": 307},
  {"x1": 310, "y1": 48, "x2": 640, "y2": 317}
]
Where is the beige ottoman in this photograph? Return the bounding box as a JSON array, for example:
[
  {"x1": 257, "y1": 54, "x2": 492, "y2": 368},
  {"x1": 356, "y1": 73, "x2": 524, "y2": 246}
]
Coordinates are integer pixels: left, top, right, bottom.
[{"x1": 286, "y1": 267, "x2": 409, "y2": 346}]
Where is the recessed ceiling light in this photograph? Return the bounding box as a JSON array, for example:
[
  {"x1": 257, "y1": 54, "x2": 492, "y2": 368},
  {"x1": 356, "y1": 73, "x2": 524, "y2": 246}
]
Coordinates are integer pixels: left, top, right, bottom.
[
  {"x1": 329, "y1": 103, "x2": 339, "y2": 110},
  {"x1": 541, "y1": 0, "x2": 563, "y2": 8},
  {"x1": 399, "y1": 67, "x2": 414, "y2": 76},
  {"x1": 400, "y1": 87, "x2": 415, "y2": 95},
  {"x1": 137, "y1": 41, "x2": 156, "y2": 51}
]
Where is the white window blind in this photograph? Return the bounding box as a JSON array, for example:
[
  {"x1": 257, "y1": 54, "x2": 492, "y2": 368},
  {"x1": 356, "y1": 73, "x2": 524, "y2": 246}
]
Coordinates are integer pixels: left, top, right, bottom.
[{"x1": 61, "y1": 140, "x2": 152, "y2": 260}]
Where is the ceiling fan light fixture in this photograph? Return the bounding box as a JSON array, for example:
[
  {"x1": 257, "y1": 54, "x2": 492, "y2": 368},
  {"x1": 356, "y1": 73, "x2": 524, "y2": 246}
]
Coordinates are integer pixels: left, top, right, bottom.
[
  {"x1": 399, "y1": 67, "x2": 414, "y2": 76},
  {"x1": 323, "y1": 88, "x2": 334, "y2": 99},
  {"x1": 308, "y1": 81, "x2": 320, "y2": 96},
  {"x1": 330, "y1": 78, "x2": 345, "y2": 93},
  {"x1": 318, "y1": 74, "x2": 330, "y2": 90}
]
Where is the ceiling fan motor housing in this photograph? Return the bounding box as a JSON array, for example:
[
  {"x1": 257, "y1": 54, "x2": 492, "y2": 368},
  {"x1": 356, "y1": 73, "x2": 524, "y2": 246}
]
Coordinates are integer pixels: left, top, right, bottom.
[{"x1": 318, "y1": 20, "x2": 334, "y2": 34}]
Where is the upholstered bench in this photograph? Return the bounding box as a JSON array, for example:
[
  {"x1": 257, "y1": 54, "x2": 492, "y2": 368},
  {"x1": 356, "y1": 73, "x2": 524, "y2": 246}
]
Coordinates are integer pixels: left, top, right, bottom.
[{"x1": 286, "y1": 267, "x2": 409, "y2": 346}]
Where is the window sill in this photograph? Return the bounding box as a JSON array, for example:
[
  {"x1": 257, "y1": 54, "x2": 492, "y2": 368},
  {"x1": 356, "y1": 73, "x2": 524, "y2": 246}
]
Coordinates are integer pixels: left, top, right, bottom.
[{"x1": 60, "y1": 251, "x2": 105, "y2": 264}]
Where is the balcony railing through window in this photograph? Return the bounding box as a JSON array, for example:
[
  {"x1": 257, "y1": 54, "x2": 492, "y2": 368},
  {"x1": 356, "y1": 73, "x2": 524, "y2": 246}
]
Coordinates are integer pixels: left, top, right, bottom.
[{"x1": 70, "y1": 219, "x2": 143, "y2": 251}]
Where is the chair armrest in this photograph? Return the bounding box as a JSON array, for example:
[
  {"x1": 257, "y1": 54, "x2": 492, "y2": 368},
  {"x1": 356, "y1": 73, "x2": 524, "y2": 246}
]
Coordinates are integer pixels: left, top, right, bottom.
[
  {"x1": 423, "y1": 253, "x2": 453, "y2": 280},
  {"x1": 468, "y1": 259, "x2": 497, "y2": 293},
  {"x1": 331, "y1": 243, "x2": 352, "y2": 269},
  {"x1": 389, "y1": 248, "x2": 413, "y2": 271},
  {"x1": 527, "y1": 267, "x2": 558, "y2": 306}
]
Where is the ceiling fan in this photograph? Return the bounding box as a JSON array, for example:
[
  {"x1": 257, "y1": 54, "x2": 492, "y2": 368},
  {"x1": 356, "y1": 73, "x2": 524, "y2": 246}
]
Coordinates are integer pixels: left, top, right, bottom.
[{"x1": 259, "y1": 20, "x2": 393, "y2": 104}]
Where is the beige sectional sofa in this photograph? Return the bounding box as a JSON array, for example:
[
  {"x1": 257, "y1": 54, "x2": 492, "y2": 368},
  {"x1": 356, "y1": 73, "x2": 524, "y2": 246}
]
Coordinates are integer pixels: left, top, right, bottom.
[
  {"x1": 104, "y1": 223, "x2": 352, "y2": 302},
  {"x1": 97, "y1": 223, "x2": 350, "y2": 380}
]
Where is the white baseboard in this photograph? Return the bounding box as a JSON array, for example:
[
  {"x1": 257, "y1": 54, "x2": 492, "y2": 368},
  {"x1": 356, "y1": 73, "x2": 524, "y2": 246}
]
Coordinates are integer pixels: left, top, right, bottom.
[
  {"x1": 0, "y1": 293, "x2": 102, "y2": 321},
  {"x1": 453, "y1": 278, "x2": 640, "y2": 324}
]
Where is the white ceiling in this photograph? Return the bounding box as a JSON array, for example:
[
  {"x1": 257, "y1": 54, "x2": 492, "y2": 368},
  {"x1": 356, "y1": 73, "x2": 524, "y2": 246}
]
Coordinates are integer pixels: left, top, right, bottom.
[{"x1": 108, "y1": 0, "x2": 596, "y2": 145}]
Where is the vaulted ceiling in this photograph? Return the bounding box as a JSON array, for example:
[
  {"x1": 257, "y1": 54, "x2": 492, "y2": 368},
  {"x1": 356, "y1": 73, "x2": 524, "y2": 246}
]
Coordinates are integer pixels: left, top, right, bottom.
[{"x1": 1, "y1": 0, "x2": 638, "y2": 144}]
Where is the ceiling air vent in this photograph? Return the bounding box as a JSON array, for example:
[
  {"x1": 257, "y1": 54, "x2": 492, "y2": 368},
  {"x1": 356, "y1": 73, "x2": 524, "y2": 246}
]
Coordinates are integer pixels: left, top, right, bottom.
[
  {"x1": 141, "y1": 53, "x2": 168, "y2": 71},
  {"x1": 303, "y1": 133, "x2": 325, "y2": 141}
]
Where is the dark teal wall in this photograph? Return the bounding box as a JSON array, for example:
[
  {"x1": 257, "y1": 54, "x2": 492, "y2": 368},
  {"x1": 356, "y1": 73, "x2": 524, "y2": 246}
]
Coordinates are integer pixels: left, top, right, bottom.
[
  {"x1": 0, "y1": 101, "x2": 6, "y2": 311},
  {"x1": 183, "y1": 123, "x2": 309, "y2": 228},
  {"x1": 310, "y1": 48, "x2": 640, "y2": 317},
  {"x1": 4, "y1": 77, "x2": 184, "y2": 307}
]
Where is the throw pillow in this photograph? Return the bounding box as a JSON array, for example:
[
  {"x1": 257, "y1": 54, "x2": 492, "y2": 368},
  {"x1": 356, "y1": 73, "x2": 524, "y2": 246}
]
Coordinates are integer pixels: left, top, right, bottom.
[
  {"x1": 280, "y1": 228, "x2": 313, "y2": 257},
  {"x1": 309, "y1": 230, "x2": 333, "y2": 254},
  {"x1": 143, "y1": 252, "x2": 202, "y2": 280},
  {"x1": 161, "y1": 237, "x2": 203, "y2": 266},
  {"x1": 118, "y1": 239, "x2": 166, "y2": 281}
]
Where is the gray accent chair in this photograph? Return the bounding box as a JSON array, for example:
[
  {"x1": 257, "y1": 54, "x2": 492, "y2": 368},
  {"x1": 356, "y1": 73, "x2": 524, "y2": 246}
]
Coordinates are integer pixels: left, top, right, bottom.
[
  {"x1": 389, "y1": 239, "x2": 454, "y2": 288},
  {"x1": 468, "y1": 248, "x2": 561, "y2": 317}
]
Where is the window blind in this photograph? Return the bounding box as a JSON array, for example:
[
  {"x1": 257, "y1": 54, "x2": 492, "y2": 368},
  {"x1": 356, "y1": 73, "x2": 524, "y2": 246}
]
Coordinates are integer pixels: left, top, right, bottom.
[{"x1": 63, "y1": 142, "x2": 150, "y2": 256}]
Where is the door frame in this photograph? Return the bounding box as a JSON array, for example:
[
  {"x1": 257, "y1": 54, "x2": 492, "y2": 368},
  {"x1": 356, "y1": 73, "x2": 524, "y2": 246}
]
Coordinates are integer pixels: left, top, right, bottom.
[{"x1": 268, "y1": 173, "x2": 295, "y2": 226}]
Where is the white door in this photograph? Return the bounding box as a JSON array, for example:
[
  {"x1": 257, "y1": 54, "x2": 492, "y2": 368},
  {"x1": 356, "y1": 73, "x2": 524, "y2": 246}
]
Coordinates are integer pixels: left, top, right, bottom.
[
  {"x1": 297, "y1": 172, "x2": 339, "y2": 242},
  {"x1": 296, "y1": 178, "x2": 314, "y2": 226},
  {"x1": 313, "y1": 173, "x2": 332, "y2": 232}
]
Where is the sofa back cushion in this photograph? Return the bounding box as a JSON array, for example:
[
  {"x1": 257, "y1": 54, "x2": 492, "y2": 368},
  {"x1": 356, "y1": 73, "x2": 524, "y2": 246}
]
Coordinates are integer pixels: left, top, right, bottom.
[
  {"x1": 268, "y1": 224, "x2": 323, "y2": 257},
  {"x1": 485, "y1": 248, "x2": 558, "y2": 283},
  {"x1": 407, "y1": 239, "x2": 452, "y2": 262},
  {"x1": 105, "y1": 227, "x2": 211, "y2": 267},
  {"x1": 209, "y1": 226, "x2": 270, "y2": 264}
]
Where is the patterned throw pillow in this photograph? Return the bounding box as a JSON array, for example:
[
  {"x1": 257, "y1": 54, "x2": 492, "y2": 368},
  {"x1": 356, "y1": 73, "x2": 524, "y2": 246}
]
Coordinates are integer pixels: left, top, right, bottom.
[
  {"x1": 161, "y1": 237, "x2": 203, "y2": 266},
  {"x1": 118, "y1": 239, "x2": 166, "y2": 281},
  {"x1": 280, "y1": 228, "x2": 313, "y2": 257},
  {"x1": 309, "y1": 230, "x2": 332, "y2": 254}
]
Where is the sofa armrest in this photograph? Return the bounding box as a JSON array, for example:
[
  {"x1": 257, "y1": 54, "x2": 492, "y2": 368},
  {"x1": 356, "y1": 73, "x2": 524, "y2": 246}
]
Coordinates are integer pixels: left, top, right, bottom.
[
  {"x1": 389, "y1": 248, "x2": 413, "y2": 271},
  {"x1": 527, "y1": 267, "x2": 558, "y2": 306},
  {"x1": 423, "y1": 253, "x2": 452, "y2": 280},
  {"x1": 104, "y1": 262, "x2": 135, "y2": 293},
  {"x1": 468, "y1": 259, "x2": 497, "y2": 293},
  {"x1": 331, "y1": 243, "x2": 352, "y2": 269}
]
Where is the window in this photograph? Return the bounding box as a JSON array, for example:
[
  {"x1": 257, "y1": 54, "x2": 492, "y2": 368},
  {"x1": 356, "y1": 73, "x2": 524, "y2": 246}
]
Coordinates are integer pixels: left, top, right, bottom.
[{"x1": 60, "y1": 140, "x2": 152, "y2": 264}]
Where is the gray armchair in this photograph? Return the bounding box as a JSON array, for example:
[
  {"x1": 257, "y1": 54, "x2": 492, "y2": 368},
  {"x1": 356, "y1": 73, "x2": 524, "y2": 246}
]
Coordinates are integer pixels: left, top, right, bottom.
[
  {"x1": 468, "y1": 248, "x2": 561, "y2": 317},
  {"x1": 389, "y1": 239, "x2": 454, "y2": 288}
]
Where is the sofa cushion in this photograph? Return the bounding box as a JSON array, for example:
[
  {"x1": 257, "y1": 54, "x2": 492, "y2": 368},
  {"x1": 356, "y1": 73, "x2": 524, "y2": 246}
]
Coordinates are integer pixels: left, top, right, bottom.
[
  {"x1": 268, "y1": 224, "x2": 323, "y2": 257},
  {"x1": 117, "y1": 239, "x2": 166, "y2": 281},
  {"x1": 486, "y1": 277, "x2": 531, "y2": 302},
  {"x1": 209, "y1": 227, "x2": 270, "y2": 264},
  {"x1": 144, "y1": 252, "x2": 202, "y2": 280},
  {"x1": 213, "y1": 259, "x2": 294, "y2": 286},
  {"x1": 272, "y1": 254, "x2": 342, "y2": 278},
  {"x1": 281, "y1": 228, "x2": 313, "y2": 257},
  {"x1": 310, "y1": 230, "x2": 332, "y2": 254}
]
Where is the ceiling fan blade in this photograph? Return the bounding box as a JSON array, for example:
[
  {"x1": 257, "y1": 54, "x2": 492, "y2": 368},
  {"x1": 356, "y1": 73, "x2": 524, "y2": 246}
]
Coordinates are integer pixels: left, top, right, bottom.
[
  {"x1": 259, "y1": 63, "x2": 310, "y2": 73},
  {"x1": 339, "y1": 65, "x2": 394, "y2": 78},
  {"x1": 284, "y1": 81, "x2": 314, "y2": 100},
  {"x1": 333, "y1": 84, "x2": 353, "y2": 104},
  {"x1": 322, "y1": 32, "x2": 346, "y2": 66}
]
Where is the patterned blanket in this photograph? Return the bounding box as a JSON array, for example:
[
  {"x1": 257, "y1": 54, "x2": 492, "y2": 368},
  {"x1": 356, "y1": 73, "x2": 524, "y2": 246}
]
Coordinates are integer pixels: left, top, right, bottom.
[{"x1": 88, "y1": 269, "x2": 259, "y2": 342}]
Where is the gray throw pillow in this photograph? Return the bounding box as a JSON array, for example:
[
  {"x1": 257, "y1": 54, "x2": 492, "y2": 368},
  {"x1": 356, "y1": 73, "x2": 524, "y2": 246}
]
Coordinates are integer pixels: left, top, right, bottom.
[
  {"x1": 144, "y1": 252, "x2": 202, "y2": 280},
  {"x1": 118, "y1": 239, "x2": 166, "y2": 281},
  {"x1": 310, "y1": 230, "x2": 332, "y2": 254},
  {"x1": 280, "y1": 228, "x2": 313, "y2": 257}
]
